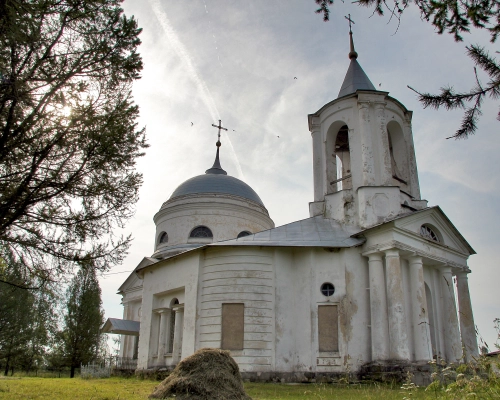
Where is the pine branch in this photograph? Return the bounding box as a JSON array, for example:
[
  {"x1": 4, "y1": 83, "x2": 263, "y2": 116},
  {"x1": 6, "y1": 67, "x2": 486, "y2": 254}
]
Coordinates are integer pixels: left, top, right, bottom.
[
  {"x1": 315, "y1": 0, "x2": 334, "y2": 21},
  {"x1": 406, "y1": 45, "x2": 499, "y2": 139}
]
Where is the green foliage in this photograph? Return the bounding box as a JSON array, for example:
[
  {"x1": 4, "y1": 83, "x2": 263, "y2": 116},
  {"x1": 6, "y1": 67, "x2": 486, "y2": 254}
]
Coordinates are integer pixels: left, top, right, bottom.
[
  {"x1": 425, "y1": 356, "x2": 500, "y2": 399},
  {"x1": 315, "y1": 0, "x2": 334, "y2": 22},
  {"x1": 409, "y1": 45, "x2": 500, "y2": 139},
  {"x1": 0, "y1": 0, "x2": 147, "y2": 286},
  {"x1": 61, "y1": 266, "x2": 104, "y2": 378},
  {"x1": 314, "y1": 0, "x2": 500, "y2": 139},
  {"x1": 0, "y1": 260, "x2": 58, "y2": 376}
]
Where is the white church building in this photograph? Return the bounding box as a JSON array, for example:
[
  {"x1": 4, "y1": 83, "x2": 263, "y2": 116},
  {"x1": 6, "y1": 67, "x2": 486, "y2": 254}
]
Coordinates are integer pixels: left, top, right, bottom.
[{"x1": 106, "y1": 32, "x2": 479, "y2": 381}]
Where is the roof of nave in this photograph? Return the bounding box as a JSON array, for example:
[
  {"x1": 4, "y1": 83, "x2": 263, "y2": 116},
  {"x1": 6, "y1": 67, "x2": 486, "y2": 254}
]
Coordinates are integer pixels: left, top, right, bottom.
[{"x1": 212, "y1": 215, "x2": 365, "y2": 248}]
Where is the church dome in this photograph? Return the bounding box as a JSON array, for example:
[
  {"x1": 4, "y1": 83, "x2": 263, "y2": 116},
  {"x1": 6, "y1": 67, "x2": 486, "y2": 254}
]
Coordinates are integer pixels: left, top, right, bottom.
[
  {"x1": 169, "y1": 174, "x2": 264, "y2": 206},
  {"x1": 152, "y1": 134, "x2": 274, "y2": 260}
]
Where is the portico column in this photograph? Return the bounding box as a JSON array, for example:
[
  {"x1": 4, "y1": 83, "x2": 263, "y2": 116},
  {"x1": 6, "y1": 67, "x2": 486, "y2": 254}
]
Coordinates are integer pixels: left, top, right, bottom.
[
  {"x1": 311, "y1": 120, "x2": 324, "y2": 202},
  {"x1": 408, "y1": 256, "x2": 432, "y2": 361},
  {"x1": 368, "y1": 253, "x2": 390, "y2": 360},
  {"x1": 385, "y1": 249, "x2": 410, "y2": 360},
  {"x1": 358, "y1": 102, "x2": 375, "y2": 186},
  {"x1": 157, "y1": 309, "x2": 169, "y2": 363},
  {"x1": 456, "y1": 271, "x2": 479, "y2": 361},
  {"x1": 438, "y1": 266, "x2": 462, "y2": 362},
  {"x1": 172, "y1": 307, "x2": 184, "y2": 364}
]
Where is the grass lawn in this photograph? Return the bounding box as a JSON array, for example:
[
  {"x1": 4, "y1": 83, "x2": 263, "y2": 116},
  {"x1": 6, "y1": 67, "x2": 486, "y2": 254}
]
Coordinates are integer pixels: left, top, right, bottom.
[{"x1": 0, "y1": 376, "x2": 430, "y2": 400}]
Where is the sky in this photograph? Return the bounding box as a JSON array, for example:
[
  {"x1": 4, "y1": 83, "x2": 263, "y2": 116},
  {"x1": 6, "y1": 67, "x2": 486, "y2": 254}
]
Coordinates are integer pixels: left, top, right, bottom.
[{"x1": 99, "y1": 0, "x2": 500, "y2": 351}]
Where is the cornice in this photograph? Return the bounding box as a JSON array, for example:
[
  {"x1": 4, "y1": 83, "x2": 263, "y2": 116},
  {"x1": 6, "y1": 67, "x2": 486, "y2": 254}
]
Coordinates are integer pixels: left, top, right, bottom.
[{"x1": 361, "y1": 240, "x2": 468, "y2": 270}]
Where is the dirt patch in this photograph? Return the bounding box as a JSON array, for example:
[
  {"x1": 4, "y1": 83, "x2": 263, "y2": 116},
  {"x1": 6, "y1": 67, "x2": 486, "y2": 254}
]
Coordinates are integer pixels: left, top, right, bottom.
[{"x1": 149, "y1": 348, "x2": 252, "y2": 399}]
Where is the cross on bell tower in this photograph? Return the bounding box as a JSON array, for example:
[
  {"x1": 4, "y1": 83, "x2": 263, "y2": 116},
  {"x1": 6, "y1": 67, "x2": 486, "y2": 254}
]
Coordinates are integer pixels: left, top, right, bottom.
[{"x1": 344, "y1": 14, "x2": 358, "y2": 59}]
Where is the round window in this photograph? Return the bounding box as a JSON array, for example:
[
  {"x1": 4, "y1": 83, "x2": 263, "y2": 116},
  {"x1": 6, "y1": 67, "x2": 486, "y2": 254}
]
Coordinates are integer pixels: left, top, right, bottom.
[{"x1": 321, "y1": 282, "x2": 335, "y2": 296}]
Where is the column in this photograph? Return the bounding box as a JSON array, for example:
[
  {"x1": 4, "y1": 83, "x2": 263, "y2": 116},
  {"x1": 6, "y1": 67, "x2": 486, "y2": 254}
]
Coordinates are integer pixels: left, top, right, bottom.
[
  {"x1": 172, "y1": 307, "x2": 184, "y2": 364},
  {"x1": 374, "y1": 102, "x2": 392, "y2": 185},
  {"x1": 408, "y1": 256, "x2": 432, "y2": 361},
  {"x1": 156, "y1": 309, "x2": 169, "y2": 363},
  {"x1": 311, "y1": 120, "x2": 324, "y2": 202},
  {"x1": 368, "y1": 253, "x2": 390, "y2": 361},
  {"x1": 385, "y1": 249, "x2": 410, "y2": 360},
  {"x1": 456, "y1": 271, "x2": 479, "y2": 361},
  {"x1": 357, "y1": 102, "x2": 375, "y2": 186},
  {"x1": 438, "y1": 266, "x2": 462, "y2": 362}
]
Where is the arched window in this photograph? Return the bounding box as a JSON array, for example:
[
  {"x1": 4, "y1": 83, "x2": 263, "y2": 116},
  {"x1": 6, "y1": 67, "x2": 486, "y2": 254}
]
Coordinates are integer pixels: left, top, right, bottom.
[
  {"x1": 237, "y1": 231, "x2": 251, "y2": 238},
  {"x1": 420, "y1": 224, "x2": 440, "y2": 243},
  {"x1": 168, "y1": 298, "x2": 179, "y2": 354},
  {"x1": 158, "y1": 231, "x2": 168, "y2": 245},
  {"x1": 189, "y1": 226, "x2": 213, "y2": 238}
]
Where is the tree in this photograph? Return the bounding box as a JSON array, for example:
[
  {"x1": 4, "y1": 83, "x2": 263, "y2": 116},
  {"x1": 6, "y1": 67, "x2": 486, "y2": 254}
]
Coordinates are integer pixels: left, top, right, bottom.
[
  {"x1": 314, "y1": 0, "x2": 500, "y2": 139},
  {"x1": 61, "y1": 266, "x2": 104, "y2": 378},
  {"x1": 0, "y1": 259, "x2": 57, "y2": 376},
  {"x1": 0, "y1": 0, "x2": 147, "y2": 287}
]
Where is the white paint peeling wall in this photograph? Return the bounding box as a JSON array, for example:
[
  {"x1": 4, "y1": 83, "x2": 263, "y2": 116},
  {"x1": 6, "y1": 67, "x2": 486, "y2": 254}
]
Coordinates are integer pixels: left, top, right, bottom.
[{"x1": 197, "y1": 247, "x2": 274, "y2": 371}]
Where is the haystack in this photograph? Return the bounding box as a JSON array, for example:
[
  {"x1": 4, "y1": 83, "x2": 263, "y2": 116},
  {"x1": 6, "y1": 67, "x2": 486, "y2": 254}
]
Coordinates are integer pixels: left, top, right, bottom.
[{"x1": 149, "y1": 348, "x2": 252, "y2": 400}]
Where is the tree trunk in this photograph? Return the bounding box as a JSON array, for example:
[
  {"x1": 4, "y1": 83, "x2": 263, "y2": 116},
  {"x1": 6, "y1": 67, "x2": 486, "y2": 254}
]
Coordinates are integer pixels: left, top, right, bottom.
[
  {"x1": 70, "y1": 364, "x2": 75, "y2": 378},
  {"x1": 3, "y1": 355, "x2": 9, "y2": 376}
]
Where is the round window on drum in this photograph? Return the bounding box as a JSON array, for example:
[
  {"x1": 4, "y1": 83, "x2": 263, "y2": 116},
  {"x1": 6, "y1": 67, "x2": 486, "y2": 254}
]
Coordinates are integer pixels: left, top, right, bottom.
[
  {"x1": 190, "y1": 226, "x2": 213, "y2": 238},
  {"x1": 158, "y1": 231, "x2": 168, "y2": 245},
  {"x1": 237, "y1": 231, "x2": 251, "y2": 238}
]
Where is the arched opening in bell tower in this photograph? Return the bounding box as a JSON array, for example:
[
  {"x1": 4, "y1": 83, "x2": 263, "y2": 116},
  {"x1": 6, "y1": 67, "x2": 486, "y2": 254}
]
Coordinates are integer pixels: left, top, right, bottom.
[
  {"x1": 387, "y1": 121, "x2": 409, "y2": 189},
  {"x1": 326, "y1": 122, "x2": 352, "y2": 193}
]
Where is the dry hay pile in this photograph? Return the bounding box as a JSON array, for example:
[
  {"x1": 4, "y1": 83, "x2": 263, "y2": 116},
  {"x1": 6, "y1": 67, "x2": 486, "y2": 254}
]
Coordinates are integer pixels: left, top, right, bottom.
[{"x1": 149, "y1": 348, "x2": 252, "y2": 400}]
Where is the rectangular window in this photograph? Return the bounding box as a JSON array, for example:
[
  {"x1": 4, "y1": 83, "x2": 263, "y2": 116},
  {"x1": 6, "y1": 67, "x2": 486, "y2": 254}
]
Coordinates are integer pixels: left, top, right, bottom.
[
  {"x1": 221, "y1": 303, "x2": 244, "y2": 350},
  {"x1": 318, "y1": 304, "x2": 339, "y2": 352}
]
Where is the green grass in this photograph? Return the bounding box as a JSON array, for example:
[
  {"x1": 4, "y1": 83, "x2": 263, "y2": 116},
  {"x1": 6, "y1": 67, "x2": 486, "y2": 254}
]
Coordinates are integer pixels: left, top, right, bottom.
[
  {"x1": 0, "y1": 376, "x2": 426, "y2": 400},
  {"x1": 0, "y1": 375, "x2": 498, "y2": 399}
]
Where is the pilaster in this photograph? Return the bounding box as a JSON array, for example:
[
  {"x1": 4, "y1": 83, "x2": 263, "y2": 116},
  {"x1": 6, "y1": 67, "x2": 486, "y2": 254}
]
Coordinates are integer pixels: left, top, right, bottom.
[
  {"x1": 357, "y1": 101, "x2": 375, "y2": 186},
  {"x1": 456, "y1": 271, "x2": 479, "y2": 361},
  {"x1": 311, "y1": 118, "x2": 324, "y2": 202},
  {"x1": 373, "y1": 101, "x2": 392, "y2": 185}
]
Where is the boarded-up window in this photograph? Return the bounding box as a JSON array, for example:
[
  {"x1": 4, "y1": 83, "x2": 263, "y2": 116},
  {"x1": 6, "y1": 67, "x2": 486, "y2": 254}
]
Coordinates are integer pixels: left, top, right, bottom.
[
  {"x1": 318, "y1": 305, "x2": 339, "y2": 352},
  {"x1": 221, "y1": 303, "x2": 244, "y2": 350}
]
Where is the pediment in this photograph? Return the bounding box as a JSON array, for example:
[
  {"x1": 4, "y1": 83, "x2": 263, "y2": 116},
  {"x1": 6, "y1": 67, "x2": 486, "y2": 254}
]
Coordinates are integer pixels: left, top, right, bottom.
[
  {"x1": 393, "y1": 206, "x2": 475, "y2": 255},
  {"x1": 117, "y1": 257, "x2": 158, "y2": 293}
]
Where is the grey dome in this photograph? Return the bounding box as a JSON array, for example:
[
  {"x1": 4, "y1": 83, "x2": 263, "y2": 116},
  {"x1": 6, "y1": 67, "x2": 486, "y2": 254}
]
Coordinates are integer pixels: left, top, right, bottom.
[{"x1": 169, "y1": 174, "x2": 265, "y2": 206}]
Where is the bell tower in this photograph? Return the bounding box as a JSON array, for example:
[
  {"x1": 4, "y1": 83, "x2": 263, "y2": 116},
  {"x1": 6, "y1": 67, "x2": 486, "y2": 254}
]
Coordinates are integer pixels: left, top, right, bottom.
[{"x1": 308, "y1": 27, "x2": 427, "y2": 229}]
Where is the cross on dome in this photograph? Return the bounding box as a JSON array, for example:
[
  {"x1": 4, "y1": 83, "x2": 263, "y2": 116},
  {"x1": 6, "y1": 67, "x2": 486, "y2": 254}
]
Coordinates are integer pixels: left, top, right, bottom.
[
  {"x1": 206, "y1": 119, "x2": 229, "y2": 175},
  {"x1": 211, "y1": 119, "x2": 228, "y2": 147}
]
